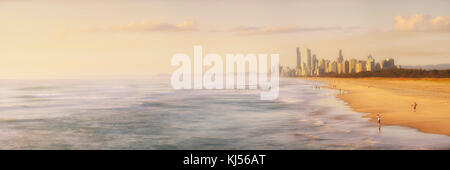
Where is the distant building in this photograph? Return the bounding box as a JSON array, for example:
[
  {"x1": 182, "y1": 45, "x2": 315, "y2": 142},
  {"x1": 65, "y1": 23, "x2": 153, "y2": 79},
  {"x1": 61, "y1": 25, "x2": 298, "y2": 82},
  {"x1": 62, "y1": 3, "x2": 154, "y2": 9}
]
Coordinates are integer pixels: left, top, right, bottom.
[
  {"x1": 319, "y1": 59, "x2": 326, "y2": 73},
  {"x1": 324, "y1": 60, "x2": 330, "y2": 73},
  {"x1": 295, "y1": 68, "x2": 302, "y2": 76},
  {"x1": 305, "y1": 48, "x2": 312, "y2": 68},
  {"x1": 375, "y1": 62, "x2": 381, "y2": 71},
  {"x1": 355, "y1": 62, "x2": 363, "y2": 73},
  {"x1": 338, "y1": 49, "x2": 344, "y2": 63},
  {"x1": 301, "y1": 63, "x2": 312, "y2": 76},
  {"x1": 312, "y1": 54, "x2": 317, "y2": 69},
  {"x1": 282, "y1": 66, "x2": 296, "y2": 77},
  {"x1": 327, "y1": 62, "x2": 332, "y2": 73},
  {"x1": 296, "y1": 47, "x2": 301, "y2": 69},
  {"x1": 381, "y1": 58, "x2": 395, "y2": 69},
  {"x1": 331, "y1": 61, "x2": 338, "y2": 73},
  {"x1": 338, "y1": 61, "x2": 344, "y2": 74},
  {"x1": 355, "y1": 60, "x2": 366, "y2": 73},
  {"x1": 344, "y1": 60, "x2": 349, "y2": 74},
  {"x1": 349, "y1": 59, "x2": 357, "y2": 73},
  {"x1": 366, "y1": 55, "x2": 375, "y2": 72}
]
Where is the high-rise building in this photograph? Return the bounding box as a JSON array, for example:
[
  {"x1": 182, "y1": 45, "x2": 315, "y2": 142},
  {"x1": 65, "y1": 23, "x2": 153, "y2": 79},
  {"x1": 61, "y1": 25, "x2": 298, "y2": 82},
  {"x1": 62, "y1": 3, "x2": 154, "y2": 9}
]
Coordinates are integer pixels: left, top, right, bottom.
[
  {"x1": 305, "y1": 48, "x2": 312, "y2": 68},
  {"x1": 301, "y1": 63, "x2": 312, "y2": 76},
  {"x1": 366, "y1": 55, "x2": 375, "y2": 71},
  {"x1": 296, "y1": 47, "x2": 301, "y2": 69},
  {"x1": 349, "y1": 59, "x2": 357, "y2": 73},
  {"x1": 338, "y1": 49, "x2": 344, "y2": 63},
  {"x1": 381, "y1": 58, "x2": 395, "y2": 69},
  {"x1": 375, "y1": 63, "x2": 381, "y2": 71},
  {"x1": 344, "y1": 60, "x2": 349, "y2": 74},
  {"x1": 355, "y1": 62, "x2": 363, "y2": 73},
  {"x1": 361, "y1": 60, "x2": 367, "y2": 72},
  {"x1": 312, "y1": 54, "x2": 317, "y2": 67},
  {"x1": 324, "y1": 60, "x2": 330, "y2": 73},
  {"x1": 337, "y1": 62, "x2": 343, "y2": 74},
  {"x1": 319, "y1": 59, "x2": 326, "y2": 71},
  {"x1": 301, "y1": 63, "x2": 307, "y2": 76},
  {"x1": 331, "y1": 61, "x2": 338, "y2": 73}
]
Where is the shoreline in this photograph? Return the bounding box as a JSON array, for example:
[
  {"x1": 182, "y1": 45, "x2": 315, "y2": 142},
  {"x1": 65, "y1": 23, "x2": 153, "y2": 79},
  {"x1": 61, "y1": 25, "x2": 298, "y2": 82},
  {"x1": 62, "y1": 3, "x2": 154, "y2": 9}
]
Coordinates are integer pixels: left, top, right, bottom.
[{"x1": 302, "y1": 77, "x2": 450, "y2": 136}]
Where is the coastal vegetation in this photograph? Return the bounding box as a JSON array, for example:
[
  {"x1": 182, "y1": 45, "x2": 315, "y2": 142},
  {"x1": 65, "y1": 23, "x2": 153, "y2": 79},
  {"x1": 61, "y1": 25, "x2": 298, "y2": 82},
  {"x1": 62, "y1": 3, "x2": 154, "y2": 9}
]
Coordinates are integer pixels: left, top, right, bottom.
[{"x1": 318, "y1": 69, "x2": 450, "y2": 78}]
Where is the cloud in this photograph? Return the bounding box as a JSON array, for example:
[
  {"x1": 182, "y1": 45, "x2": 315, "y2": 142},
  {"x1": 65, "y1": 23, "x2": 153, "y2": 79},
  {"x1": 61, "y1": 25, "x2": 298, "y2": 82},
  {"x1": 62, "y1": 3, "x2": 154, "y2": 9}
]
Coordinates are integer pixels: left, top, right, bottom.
[
  {"x1": 429, "y1": 16, "x2": 450, "y2": 32},
  {"x1": 230, "y1": 25, "x2": 346, "y2": 35},
  {"x1": 394, "y1": 14, "x2": 427, "y2": 32},
  {"x1": 394, "y1": 14, "x2": 450, "y2": 32},
  {"x1": 109, "y1": 20, "x2": 198, "y2": 32},
  {"x1": 55, "y1": 20, "x2": 199, "y2": 35}
]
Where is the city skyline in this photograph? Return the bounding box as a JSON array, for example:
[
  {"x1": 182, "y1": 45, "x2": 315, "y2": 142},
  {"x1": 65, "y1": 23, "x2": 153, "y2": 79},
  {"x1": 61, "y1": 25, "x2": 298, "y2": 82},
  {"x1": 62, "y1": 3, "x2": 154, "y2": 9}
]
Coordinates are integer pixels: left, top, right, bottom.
[{"x1": 282, "y1": 48, "x2": 398, "y2": 77}]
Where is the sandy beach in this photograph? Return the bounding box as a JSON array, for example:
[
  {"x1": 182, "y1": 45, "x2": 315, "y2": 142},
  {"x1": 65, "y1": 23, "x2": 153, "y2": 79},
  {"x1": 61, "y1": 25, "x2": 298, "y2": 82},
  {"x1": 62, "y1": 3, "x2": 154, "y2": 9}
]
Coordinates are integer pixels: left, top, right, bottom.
[{"x1": 310, "y1": 77, "x2": 450, "y2": 136}]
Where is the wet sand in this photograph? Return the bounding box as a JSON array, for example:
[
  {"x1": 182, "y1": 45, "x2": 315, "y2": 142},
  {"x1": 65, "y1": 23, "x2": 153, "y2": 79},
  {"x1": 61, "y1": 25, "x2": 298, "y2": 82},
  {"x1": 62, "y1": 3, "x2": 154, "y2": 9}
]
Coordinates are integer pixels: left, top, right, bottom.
[{"x1": 309, "y1": 77, "x2": 450, "y2": 136}]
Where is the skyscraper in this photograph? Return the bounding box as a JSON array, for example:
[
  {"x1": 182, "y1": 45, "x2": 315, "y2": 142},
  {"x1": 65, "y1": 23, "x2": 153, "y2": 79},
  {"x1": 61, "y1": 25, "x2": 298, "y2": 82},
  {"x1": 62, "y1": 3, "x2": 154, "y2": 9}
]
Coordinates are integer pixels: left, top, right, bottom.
[
  {"x1": 306, "y1": 48, "x2": 312, "y2": 68},
  {"x1": 312, "y1": 54, "x2": 317, "y2": 68},
  {"x1": 331, "y1": 61, "x2": 338, "y2": 73},
  {"x1": 344, "y1": 60, "x2": 349, "y2": 74},
  {"x1": 338, "y1": 49, "x2": 344, "y2": 63},
  {"x1": 296, "y1": 47, "x2": 301, "y2": 69},
  {"x1": 366, "y1": 55, "x2": 375, "y2": 71},
  {"x1": 349, "y1": 59, "x2": 357, "y2": 73},
  {"x1": 355, "y1": 62, "x2": 363, "y2": 73}
]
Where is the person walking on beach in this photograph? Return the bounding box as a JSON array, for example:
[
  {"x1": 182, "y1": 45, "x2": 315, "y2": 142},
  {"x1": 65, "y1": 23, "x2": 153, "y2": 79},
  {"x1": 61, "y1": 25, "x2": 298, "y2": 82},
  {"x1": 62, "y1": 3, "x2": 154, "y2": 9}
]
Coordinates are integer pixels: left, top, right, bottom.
[
  {"x1": 377, "y1": 114, "x2": 381, "y2": 124},
  {"x1": 377, "y1": 113, "x2": 383, "y2": 134},
  {"x1": 411, "y1": 102, "x2": 418, "y2": 112}
]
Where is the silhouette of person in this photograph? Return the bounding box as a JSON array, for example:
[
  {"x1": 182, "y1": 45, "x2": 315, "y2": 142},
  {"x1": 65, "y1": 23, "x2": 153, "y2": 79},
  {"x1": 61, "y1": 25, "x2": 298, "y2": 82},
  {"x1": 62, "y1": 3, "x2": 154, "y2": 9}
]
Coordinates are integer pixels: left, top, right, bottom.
[
  {"x1": 412, "y1": 102, "x2": 418, "y2": 112},
  {"x1": 377, "y1": 113, "x2": 382, "y2": 134},
  {"x1": 377, "y1": 114, "x2": 381, "y2": 124},
  {"x1": 378, "y1": 123, "x2": 381, "y2": 134}
]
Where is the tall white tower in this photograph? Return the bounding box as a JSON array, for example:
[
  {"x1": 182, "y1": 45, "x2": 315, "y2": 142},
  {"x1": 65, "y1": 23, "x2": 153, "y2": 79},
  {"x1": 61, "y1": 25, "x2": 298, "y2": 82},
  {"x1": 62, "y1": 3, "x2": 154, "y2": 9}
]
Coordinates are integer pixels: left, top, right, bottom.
[{"x1": 305, "y1": 48, "x2": 311, "y2": 68}]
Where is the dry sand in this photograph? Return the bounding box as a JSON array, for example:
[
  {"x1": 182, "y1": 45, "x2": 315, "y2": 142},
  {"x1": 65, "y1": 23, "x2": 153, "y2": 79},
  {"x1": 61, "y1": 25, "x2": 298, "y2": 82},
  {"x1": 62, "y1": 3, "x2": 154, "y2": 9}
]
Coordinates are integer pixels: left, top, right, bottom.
[{"x1": 311, "y1": 77, "x2": 450, "y2": 136}]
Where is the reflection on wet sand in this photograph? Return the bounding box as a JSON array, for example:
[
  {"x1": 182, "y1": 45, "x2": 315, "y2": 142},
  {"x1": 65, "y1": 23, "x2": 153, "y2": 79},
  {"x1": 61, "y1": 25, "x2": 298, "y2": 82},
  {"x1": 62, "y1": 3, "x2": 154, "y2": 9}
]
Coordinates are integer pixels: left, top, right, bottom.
[{"x1": 378, "y1": 124, "x2": 382, "y2": 135}]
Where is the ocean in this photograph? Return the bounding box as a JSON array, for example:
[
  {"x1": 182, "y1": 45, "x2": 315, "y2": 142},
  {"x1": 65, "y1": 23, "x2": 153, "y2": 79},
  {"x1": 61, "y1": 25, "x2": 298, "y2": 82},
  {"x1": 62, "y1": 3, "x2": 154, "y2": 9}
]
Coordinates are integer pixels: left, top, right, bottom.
[{"x1": 0, "y1": 77, "x2": 449, "y2": 149}]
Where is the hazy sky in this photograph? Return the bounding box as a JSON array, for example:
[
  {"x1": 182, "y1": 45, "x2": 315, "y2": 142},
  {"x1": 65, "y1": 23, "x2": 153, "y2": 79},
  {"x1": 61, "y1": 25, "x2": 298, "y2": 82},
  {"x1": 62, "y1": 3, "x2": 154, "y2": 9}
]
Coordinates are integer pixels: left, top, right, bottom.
[{"x1": 1, "y1": 0, "x2": 449, "y2": 78}]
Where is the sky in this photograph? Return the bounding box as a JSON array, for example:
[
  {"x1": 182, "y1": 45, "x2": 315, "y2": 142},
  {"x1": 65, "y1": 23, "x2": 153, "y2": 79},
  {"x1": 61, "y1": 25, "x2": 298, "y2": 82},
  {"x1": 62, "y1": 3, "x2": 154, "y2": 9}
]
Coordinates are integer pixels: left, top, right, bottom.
[{"x1": 0, "y1": 0, "x2": 449, "y2": 79}]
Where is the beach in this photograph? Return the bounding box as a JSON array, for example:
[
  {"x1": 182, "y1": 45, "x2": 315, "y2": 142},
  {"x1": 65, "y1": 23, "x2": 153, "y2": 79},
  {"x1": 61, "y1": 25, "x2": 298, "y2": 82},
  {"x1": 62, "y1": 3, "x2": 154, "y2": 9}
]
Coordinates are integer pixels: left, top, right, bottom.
[{"x1": 311, "y1": 77, "x2": 450, "y2": 136}]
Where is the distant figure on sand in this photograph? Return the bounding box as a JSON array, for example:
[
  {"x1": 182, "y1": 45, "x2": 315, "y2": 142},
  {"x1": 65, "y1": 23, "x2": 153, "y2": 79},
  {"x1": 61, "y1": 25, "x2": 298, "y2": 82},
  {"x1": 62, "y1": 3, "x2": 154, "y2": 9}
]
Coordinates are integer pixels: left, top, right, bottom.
[
  {"x1": 411, "y1": 102, "x2": 418, "y2": 112},
  {"x1": 377, "y1": 114, "x2": 382, "y2": 134}
]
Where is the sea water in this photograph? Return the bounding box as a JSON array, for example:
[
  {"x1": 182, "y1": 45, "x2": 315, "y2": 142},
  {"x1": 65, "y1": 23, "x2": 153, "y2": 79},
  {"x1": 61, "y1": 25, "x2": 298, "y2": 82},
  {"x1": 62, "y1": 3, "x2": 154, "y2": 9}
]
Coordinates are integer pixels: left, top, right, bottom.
[{"x1": 0, "y1": 77, "x2": 449, "y2": 149}]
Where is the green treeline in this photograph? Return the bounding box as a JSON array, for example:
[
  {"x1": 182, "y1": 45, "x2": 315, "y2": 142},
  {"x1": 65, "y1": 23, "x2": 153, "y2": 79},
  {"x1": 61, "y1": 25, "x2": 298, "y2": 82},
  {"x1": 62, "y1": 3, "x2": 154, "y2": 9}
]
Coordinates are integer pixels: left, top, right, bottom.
[{"x1": 318, "y1": 69, "x2": 450, "y2": 78}]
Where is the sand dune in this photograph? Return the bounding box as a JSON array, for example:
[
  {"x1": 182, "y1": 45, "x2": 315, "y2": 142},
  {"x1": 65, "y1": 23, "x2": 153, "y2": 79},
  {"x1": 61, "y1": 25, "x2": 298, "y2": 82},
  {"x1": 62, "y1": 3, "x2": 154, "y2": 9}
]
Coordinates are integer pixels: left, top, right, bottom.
[{"x1": 312, "y1": 77, "x2": 450, "y2": 136}]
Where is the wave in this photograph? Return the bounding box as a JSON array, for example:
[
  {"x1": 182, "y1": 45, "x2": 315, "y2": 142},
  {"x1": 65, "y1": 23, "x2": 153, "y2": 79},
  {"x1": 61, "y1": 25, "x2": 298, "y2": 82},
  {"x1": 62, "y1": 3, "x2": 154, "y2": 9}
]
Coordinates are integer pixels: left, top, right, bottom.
[{"x1": 17, "y1": 86, "x2": 57, "y2": 91}]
